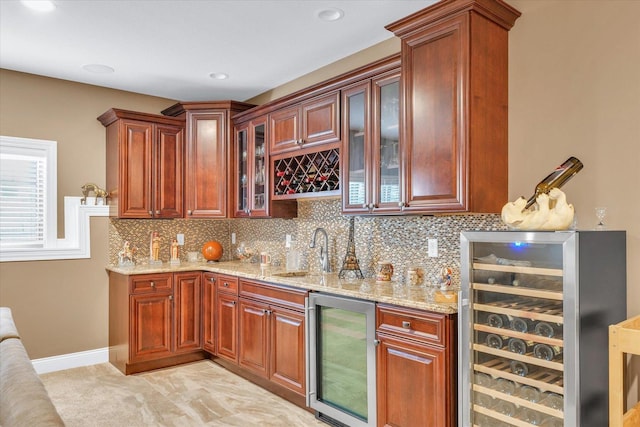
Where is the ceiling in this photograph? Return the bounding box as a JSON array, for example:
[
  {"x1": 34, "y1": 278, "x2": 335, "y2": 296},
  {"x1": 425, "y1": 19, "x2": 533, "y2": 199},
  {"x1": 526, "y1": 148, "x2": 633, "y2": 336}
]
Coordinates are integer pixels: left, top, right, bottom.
[{"x1": 0, "y1": 0, "x2": 436, "y2": 102}]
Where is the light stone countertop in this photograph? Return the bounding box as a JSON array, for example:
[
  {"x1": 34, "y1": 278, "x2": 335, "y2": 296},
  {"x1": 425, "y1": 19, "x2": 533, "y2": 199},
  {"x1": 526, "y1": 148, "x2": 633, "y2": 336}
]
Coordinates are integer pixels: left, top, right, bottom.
[{"x1": 106, "y1": 260, "x2": 458, "y2": 314}]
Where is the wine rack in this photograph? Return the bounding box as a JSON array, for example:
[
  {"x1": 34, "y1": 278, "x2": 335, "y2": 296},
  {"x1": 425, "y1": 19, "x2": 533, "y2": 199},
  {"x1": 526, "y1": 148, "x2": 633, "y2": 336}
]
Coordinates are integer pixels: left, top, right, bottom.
[
  {"x1": 460, "y1": 231, "x2": 627, "y2": 427},
  {"x1": 272, "y1": 148, "x2": 339, "y2": 198}
]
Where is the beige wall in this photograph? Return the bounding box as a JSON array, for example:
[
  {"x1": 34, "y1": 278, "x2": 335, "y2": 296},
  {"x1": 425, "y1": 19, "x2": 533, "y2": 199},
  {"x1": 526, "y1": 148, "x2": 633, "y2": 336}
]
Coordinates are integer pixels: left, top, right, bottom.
[
  {"x1": 0, "y1": 70, "x2": 177, "y2": 358},
  {"x1": 0, "y1": 0, "x2": 638, "y2": 402}
]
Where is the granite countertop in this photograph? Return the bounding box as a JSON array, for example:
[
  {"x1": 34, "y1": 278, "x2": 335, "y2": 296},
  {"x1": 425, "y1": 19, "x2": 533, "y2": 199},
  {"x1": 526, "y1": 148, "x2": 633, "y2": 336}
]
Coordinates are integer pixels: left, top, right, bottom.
[{"x1": 106, "y1": 260, "x2": 458, "y2": 314}]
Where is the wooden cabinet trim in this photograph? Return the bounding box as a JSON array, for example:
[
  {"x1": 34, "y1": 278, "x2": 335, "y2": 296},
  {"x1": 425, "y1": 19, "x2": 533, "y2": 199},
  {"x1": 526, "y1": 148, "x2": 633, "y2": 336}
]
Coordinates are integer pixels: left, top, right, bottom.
[{"x1": 239, "y1": 280, "x2": 307, "y2": 310}]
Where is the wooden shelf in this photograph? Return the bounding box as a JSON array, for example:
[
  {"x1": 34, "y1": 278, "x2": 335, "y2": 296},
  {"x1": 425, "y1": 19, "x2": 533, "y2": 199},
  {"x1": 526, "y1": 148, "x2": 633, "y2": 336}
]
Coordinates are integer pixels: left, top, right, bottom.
[
  {"x1": 473, "y1": 324, "x2": 563, "y2": 347},
  {"x1": 609, "y1": 314, "x2": 640, "y2": 427},
  {"x1": 473, "y1": 343, "x2": 563, "y2": 371},
  {"x1": 474, "y1": 358, "x2": 563, "y2": 395},
  {"x1": 473, "y1": 384, "x2": 563, "y2": 419},
  {"x1": 473, "y1": 301, "x2": 564, "y2": 324},
  {"x1": 473, "y1": 282, "x2": 563, "y2": 301},
  {"x1": 473, "y1": 262, "x2": 563, "y2": 277}
]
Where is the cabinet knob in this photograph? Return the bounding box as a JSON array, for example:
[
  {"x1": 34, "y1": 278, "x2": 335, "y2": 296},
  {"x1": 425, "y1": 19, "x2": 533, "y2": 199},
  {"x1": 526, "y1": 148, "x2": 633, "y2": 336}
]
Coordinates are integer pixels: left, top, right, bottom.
[
  {"x1": 209, "y1": 277, "x2": 216, "y2": 283},
  {"x1": 362, "y1": 203, "x2": 368, "y2": 209},
  {"x1": 296, "y1": 139, "x2": 304, "y2": 145},
  {"x1": 223, "y1": 282, "x2": 229, "y2": 287},
  {"x1": 267, "y1": 309, "x2": 272, "y2": 315},
  {"x1": 148, "y1": 210, "x2": 153, "y2": 216},
  {"x1": 155, "y1": 210, "x2": 160, "y2": 215},
  {"x1": 231, "y1": 301, "x2": 236, "y2": 306},
  {"x1": 169, "y1": 295, "x2": 173, "y2": 301},
  {"x1": 150, "y1": 281, "x2": 155, "y2": 288},
  {"x1": 374, "y1": 339, "x2": 380, "y2": 346},
  {"x1": 402, "y1": 321, "x2": 411, "y2": 329},
  {"x1": 187, "y1": 210, "x2": 193, "y2": 216}
]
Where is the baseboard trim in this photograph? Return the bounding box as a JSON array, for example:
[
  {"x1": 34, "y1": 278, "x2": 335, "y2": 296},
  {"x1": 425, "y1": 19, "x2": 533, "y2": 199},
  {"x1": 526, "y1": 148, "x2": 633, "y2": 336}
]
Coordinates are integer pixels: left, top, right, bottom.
[{"x1": 32, "y1": 347, "x2": 109, "y2": 374}]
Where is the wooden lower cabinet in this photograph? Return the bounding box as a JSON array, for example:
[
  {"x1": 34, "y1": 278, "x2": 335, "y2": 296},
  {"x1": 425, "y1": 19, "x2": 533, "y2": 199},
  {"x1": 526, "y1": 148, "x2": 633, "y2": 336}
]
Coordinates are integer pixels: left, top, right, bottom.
[
  {"x1": 108, "y1": 271, "x2": 205, "y2": 375},
  {"x1": 238, "y1": 280, "x2": 307, "y2": 397},
  {"x1": 202, "y1": 272, "x2": 217, "y2": 353},
  {"x1": 376, "y1": 305, "x2": 456, "y2": 427},
  {"x1": 215, "y1": 275, "x2": 239, "y2": 363}
]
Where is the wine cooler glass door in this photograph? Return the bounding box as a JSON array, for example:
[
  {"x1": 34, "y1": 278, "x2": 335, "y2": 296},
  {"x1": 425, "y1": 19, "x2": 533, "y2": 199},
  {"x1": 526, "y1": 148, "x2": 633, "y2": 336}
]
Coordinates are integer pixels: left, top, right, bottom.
[{"x1": 460, "y1": 232, "x2": 572, "y2": 427}]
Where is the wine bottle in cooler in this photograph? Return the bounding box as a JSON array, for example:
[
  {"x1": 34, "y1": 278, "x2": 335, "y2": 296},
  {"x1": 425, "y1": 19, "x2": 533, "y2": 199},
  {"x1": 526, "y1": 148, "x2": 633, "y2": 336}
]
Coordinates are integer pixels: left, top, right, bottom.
[
  {"x1": 533, "y1": 343, "x2": 563, "y2": 361},
  {"x1": 510, "y1": 360, "x2": 538, "y2": 377},
  {"x1": 510, "y1": 316, "x2": 536, "y2": 333},
  {"x1": 507, "y1": 337, "x2": 534, "y2": 355},
  {"x1": 524, "y1": 156, "x2": 584, "y2": 210},
  {"x1": 485, "y1": 333, "x2": 507, "y2": 349},
  {"x1": 481, "y1": 312, "x2": 510, "y2": 329},
  {"x1": 534, "y1": 321, "x2": 563, "y2": 339}
]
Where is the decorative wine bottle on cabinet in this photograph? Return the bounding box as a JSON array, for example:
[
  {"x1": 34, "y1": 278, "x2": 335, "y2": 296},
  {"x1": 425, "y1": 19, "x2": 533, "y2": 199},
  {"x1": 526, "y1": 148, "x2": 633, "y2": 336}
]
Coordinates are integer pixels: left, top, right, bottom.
[{"x1": 524, "y1": 156, "x2": 584, "y2": 209}]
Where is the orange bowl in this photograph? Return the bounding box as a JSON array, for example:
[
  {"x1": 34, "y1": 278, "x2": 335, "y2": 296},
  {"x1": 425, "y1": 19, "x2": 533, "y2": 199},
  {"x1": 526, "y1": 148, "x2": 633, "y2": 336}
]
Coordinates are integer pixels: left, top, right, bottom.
[{"x1": 202, "y1": 241, "x2": 223, "y2": 262}]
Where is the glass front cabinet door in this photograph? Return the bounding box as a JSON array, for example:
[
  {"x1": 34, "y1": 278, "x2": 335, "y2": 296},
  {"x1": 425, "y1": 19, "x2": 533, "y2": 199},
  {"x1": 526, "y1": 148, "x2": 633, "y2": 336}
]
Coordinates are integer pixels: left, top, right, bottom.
[
  {"x1": 235, "y1": 118, "x2": 268, "y2": 217},
  {"x1": 459, "y1": 230, "x2": 626, "y2": 427},
  {"x1": 342, "y1": 70, "x2": 401, "y2": 214}
]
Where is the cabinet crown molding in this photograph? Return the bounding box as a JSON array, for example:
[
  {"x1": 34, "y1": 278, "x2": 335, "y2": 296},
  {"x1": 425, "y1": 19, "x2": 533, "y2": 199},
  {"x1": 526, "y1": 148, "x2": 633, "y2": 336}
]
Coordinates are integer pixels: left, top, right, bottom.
[{"x1": 386, "y1": 0, "x2": 521, "y2": 35}]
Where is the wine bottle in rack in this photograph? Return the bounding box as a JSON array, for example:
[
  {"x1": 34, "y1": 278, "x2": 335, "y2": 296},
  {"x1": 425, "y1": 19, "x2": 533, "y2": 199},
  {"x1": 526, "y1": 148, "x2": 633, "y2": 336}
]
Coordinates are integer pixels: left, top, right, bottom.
[
  {"x1": 481, "y1": 313, "x2": 510, "y2": 329},
  {"x1": 540, "y1": 392, "x2": 564, "y2": 410},
  {"x1": 485, "y1": 333, "x2": 507, "y2": 349},
  {"x1": 510, "y1": 317, "x2": 536, "y2": 333},
  {"x1": 540, "y1": 417, "x2": 563, "y2": 427},
  {"x1": 524, "y1": 156, "x2": 584, "y2": 210},
  {"x1": 517, "y1": 385, "x2": 542, "y2": 402},
  {"x1": 534, "y1": 321, "x2": 563, "y2": 338},
  {"x1": 493, "y1": 399, "x2": 517, "y2": 417},
  {"x1": 533, "y1": 343, "x2": 563, "y2": 361},
  {"x1": 507, "y1": 338, "x2": 534, "y2": 355},
  {"x1": 510, "y1": 360, "x2": 538, "y2": 377},
  {"x1": 495, "y1": 378, "x2": 518, "y2": 395}
]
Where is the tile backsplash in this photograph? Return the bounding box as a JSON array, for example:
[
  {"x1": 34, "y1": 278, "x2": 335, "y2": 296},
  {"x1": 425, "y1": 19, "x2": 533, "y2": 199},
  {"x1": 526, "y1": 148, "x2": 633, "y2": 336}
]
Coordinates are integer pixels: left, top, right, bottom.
[{"x1": 109, "y1": 197, "x2": 506, "y2": 286}]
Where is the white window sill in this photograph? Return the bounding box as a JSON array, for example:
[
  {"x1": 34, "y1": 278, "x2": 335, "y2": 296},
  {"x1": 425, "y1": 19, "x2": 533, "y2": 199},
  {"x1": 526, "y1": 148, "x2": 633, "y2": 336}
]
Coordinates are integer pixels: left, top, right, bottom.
[{"x1": 0, "y1": 197, "x2": 109, "y2": 262}]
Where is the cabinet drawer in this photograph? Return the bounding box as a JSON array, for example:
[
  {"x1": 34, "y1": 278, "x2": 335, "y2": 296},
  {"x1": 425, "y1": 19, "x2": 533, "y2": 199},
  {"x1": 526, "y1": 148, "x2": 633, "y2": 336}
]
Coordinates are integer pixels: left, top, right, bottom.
[
  {"x1": 216, "y1": 275, "x2": 239, "y2": 295},
  {"x1": 376, "y1": 304, "x2": 448, "y2": 347},
  {"x1": 129, "y1": 274, "x2": 173, "y2": 294},
  {"x1": 240, "y1": 280, "x2": 307, "y2": 310}
]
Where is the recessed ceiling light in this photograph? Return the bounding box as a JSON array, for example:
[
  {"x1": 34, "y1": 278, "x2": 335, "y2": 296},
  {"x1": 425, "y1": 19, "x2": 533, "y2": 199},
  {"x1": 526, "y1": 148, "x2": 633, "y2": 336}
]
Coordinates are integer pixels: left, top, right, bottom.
[
  {"x1": 317, "y1": 8, "x2": 344, "y2": 22},
  {"x1": 82, "y1": 64, "x2": 115, "y2": 74},
  {"x1": 21, "y1": 0, "x2": 56, "y2": 12},
  {"x1": 209, "y1": 73, "x2": 229, "y2": 80}
]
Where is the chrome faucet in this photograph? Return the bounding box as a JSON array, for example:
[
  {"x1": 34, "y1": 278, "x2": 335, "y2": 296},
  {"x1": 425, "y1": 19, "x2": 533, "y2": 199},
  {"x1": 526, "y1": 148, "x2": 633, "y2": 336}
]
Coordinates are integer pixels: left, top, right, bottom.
[{"x1": 310, "y1": 227, "x2": 330, "y2": 273}]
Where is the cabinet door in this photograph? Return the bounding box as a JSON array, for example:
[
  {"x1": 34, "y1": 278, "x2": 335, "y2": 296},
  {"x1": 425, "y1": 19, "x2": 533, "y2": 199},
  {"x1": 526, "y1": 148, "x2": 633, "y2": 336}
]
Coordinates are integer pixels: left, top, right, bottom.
[
  {"x1": 154, "y1": 124, "x2": 184, "y2": 218},
  {"x1": 377, "y1": 334, "x2": 450, "y2": 427},
  {"x1": 202, "y1": 273, "x2": 217, "y2": 354},
  {"x1": 270, "y1": 306, "x2": 306, "y2": 396},
  {"x1": 130, "y1": 293, "x2": 173, "y2": 362},
  {"x1": 238, "y1": 298, "x2": 269, "y2": 378},
  {"x1": 372, "y1": 73, "x2": 401, "y2": 213},
  {"x1": 341, "y1": 82, "x2": 371, "y2": 213},
  {"x1": 185, "y1": 111, "x2": 227, "y2": 218},
  {"x1": 401, "y1": 16, "x2": 467, "y2": 213},
  {"x1": 174, "y1": 272, "x2": 201, "y2": 353},
  {"x1": 249, "y1": 120, "x2": 268, "y2": 217},
  {"x1": 235, "y1": 122, "x2": 250, "y2": 217},
  {"x1": 216, "y1": 292, "x2": 238, "y2": 363},
  {"x1": 301, "y1": 92, "x2": 340, "y2": 147},
  {"x1": 120, "y1": 120, "x2": 153, "y2": 218},
  {"x1": 269, "y1": 105, "x2": 300, "y2": 155}
]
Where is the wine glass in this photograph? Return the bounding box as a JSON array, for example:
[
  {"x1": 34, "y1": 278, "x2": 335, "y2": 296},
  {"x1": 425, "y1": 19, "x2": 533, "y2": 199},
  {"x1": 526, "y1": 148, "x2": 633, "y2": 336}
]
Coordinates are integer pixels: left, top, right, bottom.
[{"x1": 595, "y1": 207, "x2": 607, "y2": 230}]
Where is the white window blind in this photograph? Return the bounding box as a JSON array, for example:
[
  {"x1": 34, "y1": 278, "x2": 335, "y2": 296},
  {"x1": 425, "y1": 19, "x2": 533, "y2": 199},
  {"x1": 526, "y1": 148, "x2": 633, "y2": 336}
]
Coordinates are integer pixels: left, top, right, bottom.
[{"x1": 0, "y1": 136, "x2": 57, "y2": 250}]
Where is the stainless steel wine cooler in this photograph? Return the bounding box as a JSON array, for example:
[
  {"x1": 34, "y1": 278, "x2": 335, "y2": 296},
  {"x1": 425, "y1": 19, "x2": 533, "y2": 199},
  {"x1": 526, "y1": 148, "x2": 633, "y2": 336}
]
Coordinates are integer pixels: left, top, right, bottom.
[{"x1": 459, "y1": 231, "x2": 626, "y2": 427}]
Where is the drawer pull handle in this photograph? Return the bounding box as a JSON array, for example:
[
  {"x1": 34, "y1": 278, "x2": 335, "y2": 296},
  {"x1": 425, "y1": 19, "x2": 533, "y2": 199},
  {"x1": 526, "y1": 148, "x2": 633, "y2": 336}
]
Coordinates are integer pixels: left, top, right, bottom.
[
  {"x1": 150, "y1": 281, "x2": 155, "y2": 288},
  {"x1": 402, "y1": 321, "x2": 411, "y2": 329}
]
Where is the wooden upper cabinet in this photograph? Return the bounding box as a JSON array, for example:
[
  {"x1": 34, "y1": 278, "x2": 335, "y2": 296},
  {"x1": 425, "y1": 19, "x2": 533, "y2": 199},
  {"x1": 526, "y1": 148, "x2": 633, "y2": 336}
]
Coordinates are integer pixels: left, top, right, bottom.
[
  {"x1": 387, "y1": 0, "x2": 520, "y2": 214},
  {"x1": 269, "y1": 91, "x2": 340, "y2": 155},
  {"x1": 99, "y1": 109, "x2": 184, "y2": 219},
  {"x1": 161, "y1": 101, "x2": 255, "y2": 219}
]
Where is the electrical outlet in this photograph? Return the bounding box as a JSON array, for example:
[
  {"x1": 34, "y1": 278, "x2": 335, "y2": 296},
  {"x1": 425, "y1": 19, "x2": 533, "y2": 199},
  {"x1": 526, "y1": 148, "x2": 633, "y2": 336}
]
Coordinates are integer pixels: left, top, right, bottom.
[
  {"x1": 177, "y1": 234, "x2": 185, "y2": 245},
  {"x1": 428, "y1": 238, "x2": 438, "y2": 257},
  {"x1": 285, "y1": 234, "x2": 292, "y2": 248},
  {"x1": 231, "y1": 233, "x2": 236, "y2": 244}
]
